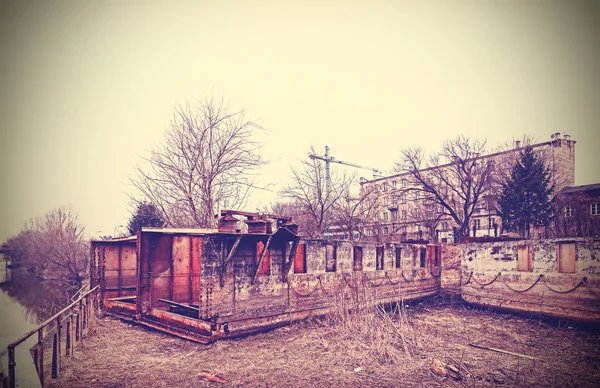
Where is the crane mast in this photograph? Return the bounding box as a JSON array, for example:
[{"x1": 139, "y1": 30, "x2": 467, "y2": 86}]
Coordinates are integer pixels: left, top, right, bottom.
[
  {"x1": 308, "y1": 146, "x2": 381, "y2": 239},
  {"x1": 308, "y1": 146, "x2": 381, "y2": 195}
]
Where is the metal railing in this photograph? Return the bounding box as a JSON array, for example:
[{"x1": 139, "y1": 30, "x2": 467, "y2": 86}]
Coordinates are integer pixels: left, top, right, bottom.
[{"x1": 4, "y1": 285, "x2": 99, "y2": 388}]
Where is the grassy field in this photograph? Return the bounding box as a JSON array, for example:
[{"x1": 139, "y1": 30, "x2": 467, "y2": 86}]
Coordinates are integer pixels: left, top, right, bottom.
[{"x1": 46, "y1": 294, "x2": 600, "y2": 387}]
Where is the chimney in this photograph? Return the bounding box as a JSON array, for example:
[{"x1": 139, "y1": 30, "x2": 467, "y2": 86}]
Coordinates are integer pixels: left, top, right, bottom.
[
  {"x1": 552, "y1": 132, "x2": 561, "y2": 140},
  {"x1": 515, "y1": 140, "x2": 521, "y2": 148},
  {"x1": 564, "y1": 133, "x2": 571, "y2": 140}
]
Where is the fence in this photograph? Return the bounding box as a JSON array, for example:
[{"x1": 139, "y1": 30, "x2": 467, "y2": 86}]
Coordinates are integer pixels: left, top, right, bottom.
[{"x1": 3, "y1": 285, "x2": 99, "y2": 388}]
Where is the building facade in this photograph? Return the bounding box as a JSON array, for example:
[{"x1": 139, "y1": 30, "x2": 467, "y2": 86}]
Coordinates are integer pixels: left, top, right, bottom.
[
  {"x1": 360, "y1": 134, "x2": 576, "y2": 243},
  {"x1": 553, "y1": 183, "x2": 600, "y2": 238}
]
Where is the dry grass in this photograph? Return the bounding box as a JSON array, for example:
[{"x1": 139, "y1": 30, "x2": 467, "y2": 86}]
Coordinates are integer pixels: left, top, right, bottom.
[{"x1": 44, "y1": 293, "x2": 600, "y2": 388}]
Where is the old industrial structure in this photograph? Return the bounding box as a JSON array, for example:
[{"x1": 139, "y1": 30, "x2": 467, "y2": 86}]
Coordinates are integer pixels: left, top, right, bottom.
[
  {"x1": 360, "y1": 134, "x2": 576, "y2": 242},
  {"x1": 91, "y1": 210, "x2": 441, "y2": 343}
]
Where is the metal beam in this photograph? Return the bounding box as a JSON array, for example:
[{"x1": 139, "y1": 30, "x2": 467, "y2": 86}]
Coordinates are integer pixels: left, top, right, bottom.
[
  {"x1": 252, "y1": 235, "x2": 272, "y2": 285},
  {"x1": 220, "y1": 235, "x2": 243, "y2": 287}
]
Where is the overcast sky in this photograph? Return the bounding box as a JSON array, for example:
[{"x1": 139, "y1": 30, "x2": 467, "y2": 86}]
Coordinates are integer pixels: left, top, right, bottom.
[{"x1": 1, "y1": 0, "x2": 599, "y2": 242}]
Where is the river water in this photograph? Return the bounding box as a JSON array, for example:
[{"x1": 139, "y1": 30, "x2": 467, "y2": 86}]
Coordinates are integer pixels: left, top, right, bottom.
[{"x1": 0, "y1": 261, "x2": 78, "y2": 387}]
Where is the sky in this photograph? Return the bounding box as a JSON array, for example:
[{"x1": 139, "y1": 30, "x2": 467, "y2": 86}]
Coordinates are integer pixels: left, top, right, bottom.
[{"x1": 1, "y1": 0, "x2": 599, "y2": 242}]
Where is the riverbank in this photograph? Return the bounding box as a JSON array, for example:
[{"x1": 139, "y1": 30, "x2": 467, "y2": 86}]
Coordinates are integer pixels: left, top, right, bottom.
[{"x1": 46, "y1": 296, "x2": 600, "y2": 387}]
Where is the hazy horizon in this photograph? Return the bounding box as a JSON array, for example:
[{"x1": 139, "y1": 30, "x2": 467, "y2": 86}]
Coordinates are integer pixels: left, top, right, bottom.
[{"x1": 1, "y1": 0, "x2": 599, "y2": 242}]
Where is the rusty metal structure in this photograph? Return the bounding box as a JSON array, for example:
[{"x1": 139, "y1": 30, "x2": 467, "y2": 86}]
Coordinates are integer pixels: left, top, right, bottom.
[{"x1": 91, "y1": 210, "x2": 441, "y2": 344}]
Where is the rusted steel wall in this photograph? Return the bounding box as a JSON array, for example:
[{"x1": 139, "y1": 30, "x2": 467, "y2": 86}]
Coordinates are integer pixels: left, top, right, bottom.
[
  {"x1": 90, "y1": 238, "x2": 137, "y2": 302},
  {"x1": 137, "y1": 232, "x2": 203, "y2": 316},
  {"x1": 461, "y1": 238, "x2": 600, "y2": 322}
]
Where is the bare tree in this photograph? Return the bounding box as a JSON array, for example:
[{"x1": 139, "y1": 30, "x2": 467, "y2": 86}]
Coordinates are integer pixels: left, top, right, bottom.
[
  {"x1": 330, "y1": 184, "x2": 379, "y2": 241},
  {"x1": 6, "y1": 207, "x2": 89, "y2": 285},
  {"x1": 393, "y1": 135, "x2": 497, "y2": 242},
  {"x1": 130, "y1": 97, "x2": 265, "y2": 228},
  {"x1": 279, "y1": 149, "x2": 354, "y2": 238}
]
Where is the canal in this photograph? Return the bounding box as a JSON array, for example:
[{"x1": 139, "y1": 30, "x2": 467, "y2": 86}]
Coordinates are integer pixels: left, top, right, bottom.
[{"x1": 1, "y1": 260, "x2": 78, "y2": 387}]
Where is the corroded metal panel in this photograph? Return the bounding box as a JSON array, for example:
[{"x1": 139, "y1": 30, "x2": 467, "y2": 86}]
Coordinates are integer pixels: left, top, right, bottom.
[
  {"x1": 172, "y1": 235, "x2": 191, "y2": 303},
  {"x1": 150, "y1": 234, "x2": 173, "y2": 308},
  {"x1": 558, "y1": 242, "x2": 576, "y2": 273},
  {"x1": 191, "y1": 236, "x2": 202, "y2": 305},
  {"x1": 517, "y1": 245, "x2": 531, "y2": 271},
  {"x1": 256, "y1": 241, "x2": 270, "y2": 275},
  {"x1": 293, "y1": 243, "x2": 306, "y2": 273}
]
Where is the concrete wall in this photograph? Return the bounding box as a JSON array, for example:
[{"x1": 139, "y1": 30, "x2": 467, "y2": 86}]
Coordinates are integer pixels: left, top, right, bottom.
[{"x1": 461, "y1": 238, "x2": 600, "y2": 322}]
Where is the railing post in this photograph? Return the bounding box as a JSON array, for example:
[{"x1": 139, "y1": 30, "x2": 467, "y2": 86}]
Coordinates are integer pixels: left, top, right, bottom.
[
  {"x1": 8, "y1": 345, "x2": 15, "y2": 388},
  {"x1": 75, "y1": 313, "x2": 80, "y2": 341},
  {"x1": 56, "y1": 317, "x2": 62, "y2": 377},
  {"x1": 79, "y1": 299, "x2": 84, "y2": 345},
  {"x1": 66, "y1": 316, "x2": 71, "y2": 356},
  {"x1": 51, "y1": 333, "x2": 57, "y2": 379},
  {"x1": 38, "y1": 328, "x2": 44, "y2": 388}
]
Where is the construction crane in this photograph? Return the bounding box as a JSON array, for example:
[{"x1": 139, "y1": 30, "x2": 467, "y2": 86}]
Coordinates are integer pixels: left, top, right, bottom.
[{"x1": 308, "y1": 145, "x2": 382, "y2": 198}]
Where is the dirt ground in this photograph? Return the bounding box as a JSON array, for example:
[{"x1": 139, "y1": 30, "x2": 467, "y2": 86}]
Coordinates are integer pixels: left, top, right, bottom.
[{"x1": 46, "y1": 295, "x2": 600, "y2": 388}]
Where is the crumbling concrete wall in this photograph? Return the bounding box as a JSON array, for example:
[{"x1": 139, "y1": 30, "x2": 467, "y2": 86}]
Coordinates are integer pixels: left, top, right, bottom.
[
  {"x1": 441, "y1": 244, "x2": 461, "y2": 293},
  {"x1": 461, "y1": 238, "x2": 600, "y2": 322}
]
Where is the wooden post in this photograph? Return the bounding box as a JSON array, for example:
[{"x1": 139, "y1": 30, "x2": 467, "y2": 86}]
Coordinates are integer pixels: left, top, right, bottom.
[
  {"x1": 66, "y1": 317, "x2": 71, "y2": 356},
  {"x1": 56, "y1": 318, "x2": 62, "y2": 377},
  {"x1": 51, "y1": 333, "x2": 58, "y2": 379},
  {"x1": 8, "y1": 345, "x2": 15, "y2": 388},
  {"x1": 38, "y1": 328, "x2": 44, "y2": 387},
  {"x1": 75, "y1": 313, "x2": 80, "y2": 341}
]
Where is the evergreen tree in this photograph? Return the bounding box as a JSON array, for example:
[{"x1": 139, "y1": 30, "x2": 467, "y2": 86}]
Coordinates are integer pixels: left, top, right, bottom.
[
  {"x1": 498, "y1": 146, "x2": 554, "y2": 237},
  {"x1": 127, "y1": 201, "x2": 165, "y2": 235}
]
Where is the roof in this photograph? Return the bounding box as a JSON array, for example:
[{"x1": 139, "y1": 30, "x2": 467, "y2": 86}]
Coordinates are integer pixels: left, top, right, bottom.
[
  {"x1": 141, "y1": 227, "x2": 218, "y2": 235},
  {"x1": 90, "y1": 235, "x2": 137, "y2": 243},
  {"x1": 559, "y1": 183, "x2": 600, "y2": 195}
]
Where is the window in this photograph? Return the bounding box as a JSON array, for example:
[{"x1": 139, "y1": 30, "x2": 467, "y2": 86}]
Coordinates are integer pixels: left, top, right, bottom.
[
  {"x1": 392, "y1": 196, "x2": 398, "y2": 206},
  {"x1": 383, "y1": 182, "x2": 388, "y2": 192},
  {"x1": 434, "y1": 245, "x2": 440, "y2": 266},
  {"x1": 402, "y1": 179, "x2": 407, "y2": 188},
  {"x1": 419, "y1": 247, "x2": 426, "y2": 267},
  {"x1": 488, "y1": 217, "x2": 494, "y2": 229},
  {"x1": 383, "y1": 212, "x2": 388, "y2": 221},
  {"x1": 365, "y1": 228, "x2": 371, "y2": 237},
  {"x1": 384, "y1": 197, "x2": 388, "y2": 206},
  {"x1": 474, "y1": 219, "x2": 480, "y2": 230},
  {"x1": 591, "y1": 203, "x2": 599, "y2": 215},
  {"x1": 415, "y1": 191, "x2": 420, "y2": 201},
  {"x1": 402, "y1": 210, "x2": 407, "y2": 219},
  {"x1": 383, "y1": 226, "x2": 389, "y2": 235},
  {"x1": 392, "y1": 181, "x2": 397, "y2": 189},
  {"x1": 353, "y1": 246, "x2": 363, "y2": 271},
  {"x1": 391, "y1": 211, "x2": 397, "y2": 221},
  {"x1": 395, "y1": 247, "x2": 402, "y2": 268},
  {"x1": 401, "y1": 193, "x2": 406, "y2": 204},
  {"x1": 564, "y1": 206, "x2": 574, "y2": 217},
  {"x1": 376, "y1": 247, "x2": 384, "y2": 270},
  {"x1": 293, "y1": 244, "x2": 307, "y2": 274},
  {"x1": 442, "y1": 221, "x2": 448, "y2": 230},
  {"x1": 557, "y1": 242, "x2": 576, "y2": 273},
  {"x1": 414, "y1": 208, "x2": 421, "y2": 218},
  {"x1": 326, "y1": 244, "x2": 337, "y2": 272}
]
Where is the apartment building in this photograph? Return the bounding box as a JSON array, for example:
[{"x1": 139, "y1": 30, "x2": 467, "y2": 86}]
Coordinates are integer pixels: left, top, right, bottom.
[{"x1": 360, "y1": 133, "x2": 576, "y2": 243}]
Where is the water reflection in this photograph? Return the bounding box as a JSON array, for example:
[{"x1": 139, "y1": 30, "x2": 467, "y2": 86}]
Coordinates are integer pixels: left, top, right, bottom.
[
  {"x1": 1, "y1": 269, "x2": 79, "y2": 385},
  {"x1": 2, "y1": 269, "x2": 78, "y2": 324}
]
